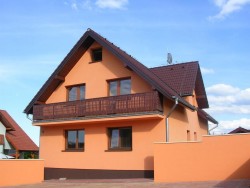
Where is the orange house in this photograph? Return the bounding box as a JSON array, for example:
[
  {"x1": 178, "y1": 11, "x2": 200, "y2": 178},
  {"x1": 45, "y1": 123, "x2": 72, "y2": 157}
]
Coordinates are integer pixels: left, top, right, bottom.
[{"x1": 24, "y1": 29, "x2": 217, "y2": 179}]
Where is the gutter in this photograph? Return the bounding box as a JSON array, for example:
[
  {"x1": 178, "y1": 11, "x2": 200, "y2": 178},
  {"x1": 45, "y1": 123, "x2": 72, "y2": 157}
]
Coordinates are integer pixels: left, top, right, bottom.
[
  {"x1": 209, "y1": 123, "x2": 219, "y2": 135},
  {"x1": 166, "y1": 97, "x2": 179, "y2": 142},
  {"x1": 26, "y1": 114, "x2": 32, "y2": 121}
]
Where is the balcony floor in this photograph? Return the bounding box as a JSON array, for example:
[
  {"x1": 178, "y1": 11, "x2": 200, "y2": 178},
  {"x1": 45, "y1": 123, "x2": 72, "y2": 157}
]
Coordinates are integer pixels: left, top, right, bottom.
[{"x1": 33, "y1": 111, "x2": 164, "y2": 126}]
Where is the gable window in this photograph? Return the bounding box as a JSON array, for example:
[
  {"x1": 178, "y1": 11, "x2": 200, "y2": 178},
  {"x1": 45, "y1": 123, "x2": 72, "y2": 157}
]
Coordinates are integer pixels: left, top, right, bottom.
[
  {"x1": 107, "y1": 127, "x2": 132, "y2": 151},
  {"x1": 67, "y1": 84, "x2": 85, "y2": 101},
  {"x1": 65, "y1": 130, "x2": 85, "y2": 150},
  {"x1": 108, "y1": 78, "x2": 131, "y2": 96},
  {"x1": 91, "y1": 48, "x2": 102, "y2": 62}
]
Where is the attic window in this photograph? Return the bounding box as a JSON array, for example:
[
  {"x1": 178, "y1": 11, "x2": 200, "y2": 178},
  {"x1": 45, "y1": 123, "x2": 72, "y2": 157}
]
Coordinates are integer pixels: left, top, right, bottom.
[{"x1": 91, "y1": 48, "x2": 102, "y2": 62}]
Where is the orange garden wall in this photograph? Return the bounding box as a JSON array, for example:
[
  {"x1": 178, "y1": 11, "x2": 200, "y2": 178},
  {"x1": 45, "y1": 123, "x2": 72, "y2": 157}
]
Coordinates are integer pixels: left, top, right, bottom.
[
  {"x1": 154, "y1": 134, "x2": 250, "y2": 182},
  {"x1": 0, "y1": 159, "x2": 44, "y2": 186}
]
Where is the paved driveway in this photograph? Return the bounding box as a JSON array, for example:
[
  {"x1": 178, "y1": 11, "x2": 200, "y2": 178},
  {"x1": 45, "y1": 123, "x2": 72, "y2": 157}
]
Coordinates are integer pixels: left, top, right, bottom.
[{"x1": 2, "y1": 179, "x2": 250, "y2": 188}]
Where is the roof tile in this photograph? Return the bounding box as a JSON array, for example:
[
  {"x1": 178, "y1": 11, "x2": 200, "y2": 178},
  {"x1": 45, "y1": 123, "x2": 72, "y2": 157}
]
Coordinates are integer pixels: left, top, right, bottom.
[{"x1": 0, "y1": 110, "x2": 38, "y2": 151}]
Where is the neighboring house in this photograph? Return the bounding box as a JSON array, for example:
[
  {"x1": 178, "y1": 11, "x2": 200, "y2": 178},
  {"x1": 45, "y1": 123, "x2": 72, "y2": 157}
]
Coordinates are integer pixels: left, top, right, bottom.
[
  {"x1": 229, "y1": 126, "x2": 250, "y2": 134},
  {"x1": 0, "y1": 110, "x2": 38, "y2": 158},
  {"x1": 24, "y1": 29, "x2": 217, "y2": 179}
]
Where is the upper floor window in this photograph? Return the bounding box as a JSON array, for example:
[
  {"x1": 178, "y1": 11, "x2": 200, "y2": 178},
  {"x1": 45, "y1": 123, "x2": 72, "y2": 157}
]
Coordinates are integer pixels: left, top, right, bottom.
[
  {"x1": 65, "y1": 129, "x2": 85, "y2": 150},
  {"x1": 91, "y1": 48, "x2": 102, "y2": 62},
  {"x1": 108, "y1": 78, "x2": 131, "y2": 96},
  {"x1": 67, "y1": 84, "x2": 85, "y2": 101}
]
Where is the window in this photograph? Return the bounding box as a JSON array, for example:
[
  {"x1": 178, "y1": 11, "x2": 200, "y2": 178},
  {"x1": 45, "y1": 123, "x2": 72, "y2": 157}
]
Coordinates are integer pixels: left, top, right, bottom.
[
  {"x1": 67, "y1": 84, "x2": 85, "y2": 101},
  {"x1": 65, "y1": 130, "x2": 85, "y2": 150},
  {"x1": 108, "y1": 78, "x2": 131, "y2": 96},
  {"x1": 187, "y1": 130, "x2": 191, "y2": 141},
  {"x1": 194, "y1": 132, "x2": 197, "y2": 141},
  {"x1": 107, "y1": 127, "x2": 132, "y2": 150},
  {"x1": 91, "y1": 48, "x2": 102, "y2": 62}
]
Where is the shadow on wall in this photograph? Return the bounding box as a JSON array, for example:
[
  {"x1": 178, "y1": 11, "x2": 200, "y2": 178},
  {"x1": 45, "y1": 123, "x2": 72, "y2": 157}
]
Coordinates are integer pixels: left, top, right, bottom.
[
  {"x1": 216, "y1": 158, "x2": 250, "y2": 187},
  {"x1": 144, "y1": 156, "x2": 154, "y2": 178}
]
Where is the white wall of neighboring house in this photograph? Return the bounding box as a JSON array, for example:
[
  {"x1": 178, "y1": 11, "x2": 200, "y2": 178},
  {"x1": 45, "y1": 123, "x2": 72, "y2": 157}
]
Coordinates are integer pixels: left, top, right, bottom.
[{"x1": 0, "y1": 122, "x2": 12, "y2": 153}]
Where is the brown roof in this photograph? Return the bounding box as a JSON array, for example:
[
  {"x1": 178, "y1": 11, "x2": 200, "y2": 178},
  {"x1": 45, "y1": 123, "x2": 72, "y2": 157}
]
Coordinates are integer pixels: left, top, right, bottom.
[
  {"x1": 197, "y1": 109, "x2": 218, "y2": 124},
  {"x1": 0, "y1": 110, "x2": 38, "y2": 151},
  {"x1": 150, "y1": 62, "x2": 209, "y2": 109},
  {"x1": 24, "y1": 28, "x2": 196, "y2": 114},
  {"x1": 229, "y1": 127, "x2": 250, "y2": 134}
]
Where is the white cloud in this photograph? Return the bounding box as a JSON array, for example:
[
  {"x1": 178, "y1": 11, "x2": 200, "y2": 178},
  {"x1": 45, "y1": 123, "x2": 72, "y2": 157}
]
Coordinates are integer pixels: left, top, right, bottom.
[
  {"x1": 71, "y1": 2, "x2": 78, "y2": 10},
  {"x1": 210, "y1": 0, "x2": 250, "y2": 20},
  {"x1": 206, "y1": 84, "x2": 250, "y2": 115},
  {"x1": 201, "y1": 67, "x2": 215, "y2": 74},
  {"x1": 95, "y1": 0, "x2": 128, "y2": 9},
  {"x1": 211, "y1": 118, "x2": 250, "y2": 134},
  {"x1": 82, "y1": 0, "x2": 92, "y2": 10},
  {"x1": 207, "y1": 84, "x2": 240, "y2": 96},
  {"x1": 64, "y1": 0, "x2": 128, "y2": 10}
]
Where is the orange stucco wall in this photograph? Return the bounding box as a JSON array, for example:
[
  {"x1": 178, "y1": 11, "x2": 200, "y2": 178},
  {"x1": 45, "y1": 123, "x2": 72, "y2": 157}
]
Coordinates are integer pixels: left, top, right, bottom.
[
  {"x1": 154, "y1": 134, "x2": 250, "y2": 182},
  {"x1": 46, "y1": 42, "x2": 152, "y2": 104},
  {"x1": 40, "y1": 118, "x2": 165, "y2": 170},
  {"x1": 0, "y1": 159, "x2": 44, "y2": 186},
  {"x1": 165, "y1": 96, "x2": 208, "y2": 142}
]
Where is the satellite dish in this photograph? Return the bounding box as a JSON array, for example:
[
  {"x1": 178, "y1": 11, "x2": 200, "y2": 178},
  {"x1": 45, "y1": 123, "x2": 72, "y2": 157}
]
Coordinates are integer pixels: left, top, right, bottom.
[{"x1": 167, "y1": 53, "x2": 172, "y2": 65}]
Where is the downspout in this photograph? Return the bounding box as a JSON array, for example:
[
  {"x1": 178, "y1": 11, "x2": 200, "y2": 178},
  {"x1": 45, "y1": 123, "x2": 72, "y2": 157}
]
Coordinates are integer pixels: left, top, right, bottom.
[
  {"x1": 166, "y1": 97, "x2": 178, "y2": 142},
  {"x1": 209, "y1": 123, "x2": 219, "y2": 135}
]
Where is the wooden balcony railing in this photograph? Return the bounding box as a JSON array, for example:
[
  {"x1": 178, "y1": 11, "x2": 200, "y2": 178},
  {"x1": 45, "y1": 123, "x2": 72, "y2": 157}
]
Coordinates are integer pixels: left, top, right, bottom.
[{"x1": 33, "y1": 91, "x2": 163, "y2": 121}]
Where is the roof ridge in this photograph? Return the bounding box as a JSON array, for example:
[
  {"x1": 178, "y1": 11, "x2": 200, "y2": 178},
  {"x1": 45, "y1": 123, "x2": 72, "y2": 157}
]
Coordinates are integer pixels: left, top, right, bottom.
[{"x1": 150, "y1": 61, "x2": 198, "y2": 70}]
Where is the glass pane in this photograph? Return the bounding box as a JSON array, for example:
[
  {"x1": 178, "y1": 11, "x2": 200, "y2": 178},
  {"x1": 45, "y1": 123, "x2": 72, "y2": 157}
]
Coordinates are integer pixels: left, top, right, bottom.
[
  {"x1": 110, "y1": 129, "x2": 119, "y2": 148},
  {"x1": 78, "y1": 130, "x2": 85, "y2": 149},
  {"x1": 92, "y1": 49, "x2": 102, "y2": 62},
  {"x1": 68, "y1": 87, "x2": 77, "y2": 101},
  {"x1": 120, "y1": 128, "x2": 132, "y2": 148},
  {"x1": 80, "y1": 85, "x2": 85, "y2": 100},
  {"x1": 67, "y1": 131, "x2": 77, "y2": 149},
  {"x1": 109, "y1": 81, "x2": 118, "y2": 96},
  {"x1": 120, "y1": 79, "x2": 131, "y2": 95}
]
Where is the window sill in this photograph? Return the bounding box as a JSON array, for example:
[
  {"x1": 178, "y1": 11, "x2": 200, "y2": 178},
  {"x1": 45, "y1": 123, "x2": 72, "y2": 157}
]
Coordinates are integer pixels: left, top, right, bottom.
[
  {"x1": 62, "y1": 149, "x2": 84, "y2": 152},
  {"x1": 105, "y1": 148, "x2": 132, "y2": 152},
  {"x1": 89, "y1": 60, "x2": 102, "y2": 64}
]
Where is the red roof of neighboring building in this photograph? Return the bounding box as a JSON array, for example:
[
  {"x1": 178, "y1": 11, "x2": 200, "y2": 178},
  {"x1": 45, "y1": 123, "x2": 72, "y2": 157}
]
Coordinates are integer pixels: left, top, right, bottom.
[
  {"x1": 0, "y1": 110, "x2": 38, "y2": 151},
  {"x1": 229, "y1": 127, "x2": 250, "y2": 134},
  {"x1": 150, "y1": 62, "x2": 209, "y2": 109}
]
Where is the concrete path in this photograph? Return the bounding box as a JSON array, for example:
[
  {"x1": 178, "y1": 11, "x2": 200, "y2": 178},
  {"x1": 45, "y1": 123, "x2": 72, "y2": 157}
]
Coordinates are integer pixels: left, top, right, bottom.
[{"x1": 2, "y1": 179, "x2": 250, "y2": 188}]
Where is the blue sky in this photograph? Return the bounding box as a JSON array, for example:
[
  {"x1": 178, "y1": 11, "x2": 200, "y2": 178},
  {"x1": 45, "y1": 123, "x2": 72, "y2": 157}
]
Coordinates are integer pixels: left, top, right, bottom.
[{"x1": 0, "y1": 0, "x2": 250, "y2": 144}]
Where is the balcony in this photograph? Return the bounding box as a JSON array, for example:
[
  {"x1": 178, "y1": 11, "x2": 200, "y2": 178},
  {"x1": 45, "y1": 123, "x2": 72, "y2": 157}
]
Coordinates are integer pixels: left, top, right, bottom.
[{"x1": 33, "y1": 91, "x2": 163, "y2": 122}]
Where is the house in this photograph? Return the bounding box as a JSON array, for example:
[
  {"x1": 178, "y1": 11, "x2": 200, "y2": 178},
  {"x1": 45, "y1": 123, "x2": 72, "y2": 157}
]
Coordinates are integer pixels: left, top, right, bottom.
[
  {"x1": 229, "y1": 126, "x2": 250, "y2": 134},
  {"x1": 0, "y1": 110, "x2": 38, "y2": 158},
  {"x1": 24, "y1": 28, "x2": 217, "y2": 179}
]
